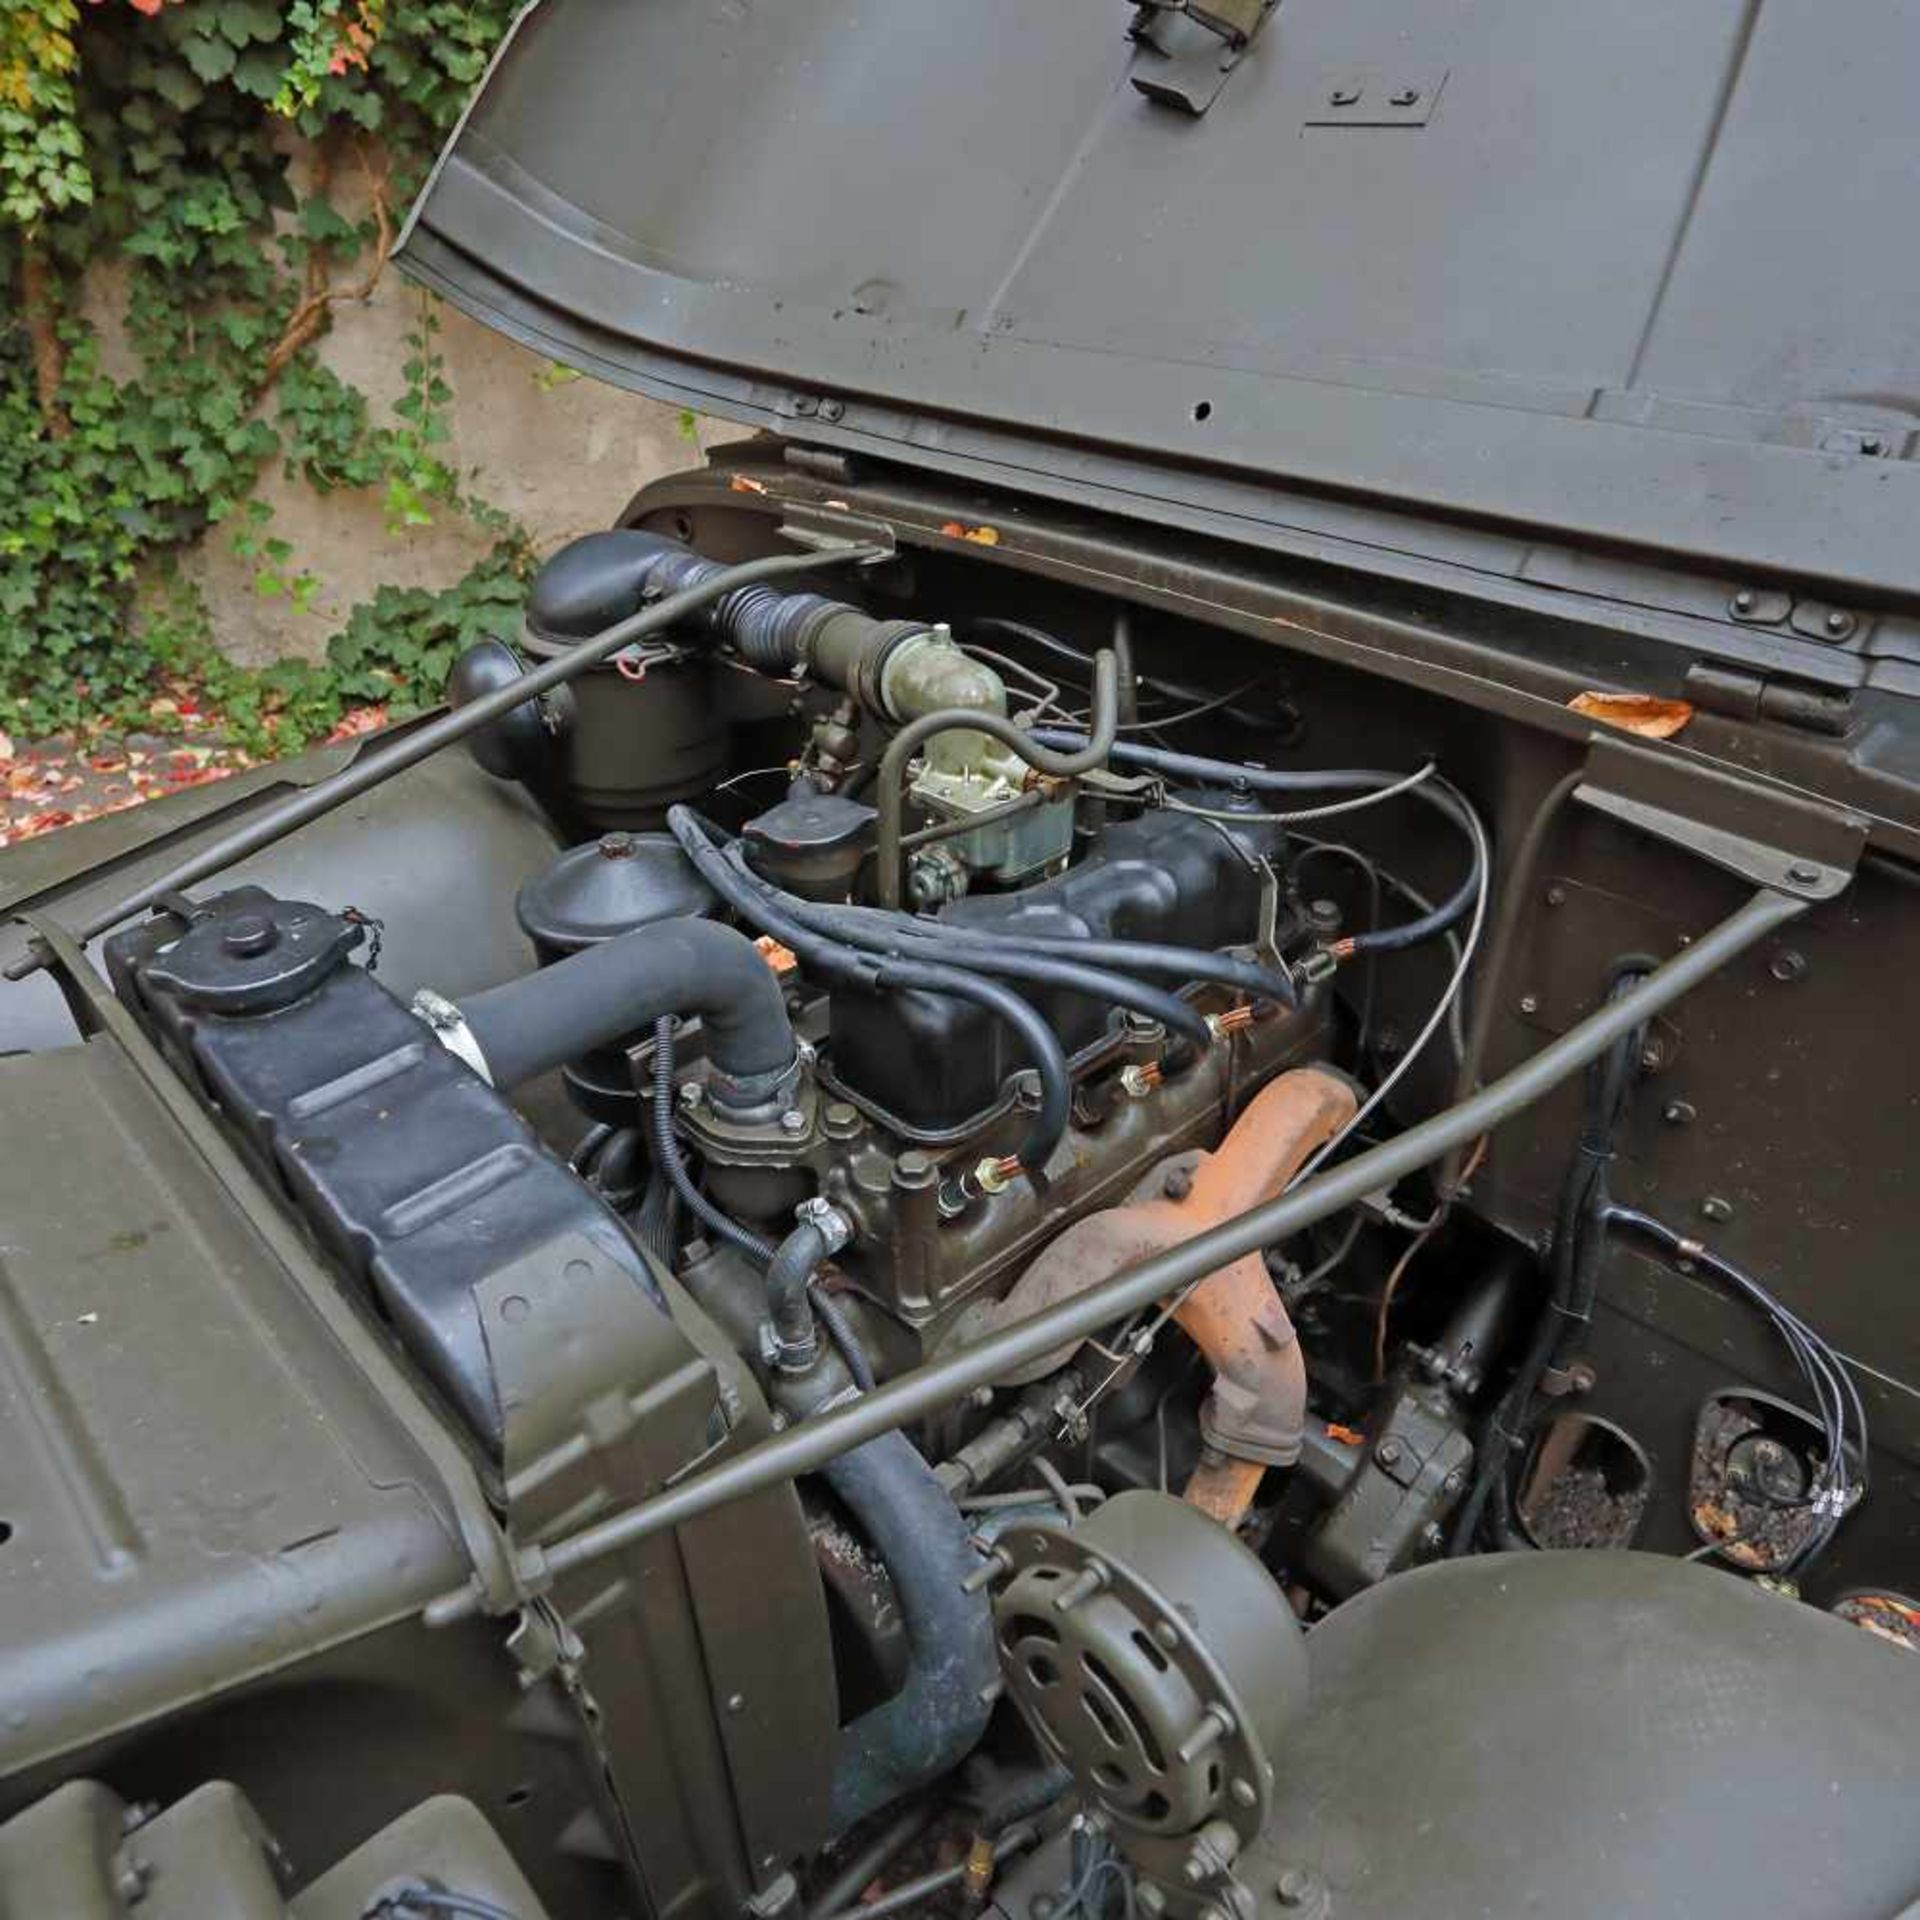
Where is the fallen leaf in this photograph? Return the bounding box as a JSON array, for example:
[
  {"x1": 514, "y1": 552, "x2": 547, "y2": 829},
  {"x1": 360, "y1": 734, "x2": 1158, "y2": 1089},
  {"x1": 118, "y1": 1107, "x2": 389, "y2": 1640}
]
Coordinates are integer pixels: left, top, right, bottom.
[
  {"x1": 0, "y1": 729, "x2": 12, "y2": 764},
  {"x1": 1568, "y1": 692, "x2": 1693, "y2": 739}
]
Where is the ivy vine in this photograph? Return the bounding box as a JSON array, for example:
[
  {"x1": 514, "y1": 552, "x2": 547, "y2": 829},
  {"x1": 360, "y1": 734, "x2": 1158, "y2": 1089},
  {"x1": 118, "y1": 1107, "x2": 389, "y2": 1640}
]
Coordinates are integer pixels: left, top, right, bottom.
[{"x1": 0, "y1": 0, "x2": 529, "y2": 753}]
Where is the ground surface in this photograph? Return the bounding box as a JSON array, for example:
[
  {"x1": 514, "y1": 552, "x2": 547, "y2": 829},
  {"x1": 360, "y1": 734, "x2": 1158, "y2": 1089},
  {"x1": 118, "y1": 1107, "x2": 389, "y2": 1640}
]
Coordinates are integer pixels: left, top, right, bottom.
[{"x1": 0, "y1": 706, "x2": 386, "y2": 848}]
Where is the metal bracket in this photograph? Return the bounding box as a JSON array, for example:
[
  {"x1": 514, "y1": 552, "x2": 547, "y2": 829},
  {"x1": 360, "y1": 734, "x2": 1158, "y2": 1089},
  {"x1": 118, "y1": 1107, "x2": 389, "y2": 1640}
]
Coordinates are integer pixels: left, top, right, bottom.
[
  {"x1": 1127, "y1": 0, "x2": 1277, "y2": 115},
  {"x1": 774, "y1": 503, "x2": 898, "y2": 559},
  {"x1": 1574, "y1": 735, "x2": 1866, "y2": 902}
]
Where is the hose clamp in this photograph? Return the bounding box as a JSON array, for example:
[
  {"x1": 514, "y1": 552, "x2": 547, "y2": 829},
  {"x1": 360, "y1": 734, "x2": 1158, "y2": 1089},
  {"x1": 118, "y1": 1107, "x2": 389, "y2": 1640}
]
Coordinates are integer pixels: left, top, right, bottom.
[
  {"x1": 794, "y1": 1195, "x2": 855, "y2": 1255},
  {"x1": 410, "y1": 987, "x2": 493, "y2": 1085}
]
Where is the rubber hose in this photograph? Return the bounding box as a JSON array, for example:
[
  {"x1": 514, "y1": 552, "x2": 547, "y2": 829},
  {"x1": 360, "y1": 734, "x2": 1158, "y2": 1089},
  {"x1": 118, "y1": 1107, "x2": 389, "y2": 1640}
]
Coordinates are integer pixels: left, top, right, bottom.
[
  {"x1": 457, "y1": 918, "x2": 796, "y2": 1097},
  {"x1": 666, "y1": 809, "x2": 1073, "y2": 1173},
  {"x1": 1032, "y1": 731, "x2": 1480, "y2": 953},
  {"x1": 765, "y1": 1221, "x2": 831, "y2": 1368},
  {"x1": 822, "y1": 1430, "x2": 999, "y2": 1830},
  {"x1": 648, "y1": 1017, "x2": 779, "y2": 1266}
]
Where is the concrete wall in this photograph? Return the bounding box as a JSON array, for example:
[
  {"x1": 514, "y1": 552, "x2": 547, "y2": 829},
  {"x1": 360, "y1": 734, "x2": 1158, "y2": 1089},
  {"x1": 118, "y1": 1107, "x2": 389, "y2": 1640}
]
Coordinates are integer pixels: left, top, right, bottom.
[
  {"x1": 198, "y1": 270, "x2": 745, "y2": 666},
  {"x1": 80, "y1": 147, "x2": 745, "y2": 668}
]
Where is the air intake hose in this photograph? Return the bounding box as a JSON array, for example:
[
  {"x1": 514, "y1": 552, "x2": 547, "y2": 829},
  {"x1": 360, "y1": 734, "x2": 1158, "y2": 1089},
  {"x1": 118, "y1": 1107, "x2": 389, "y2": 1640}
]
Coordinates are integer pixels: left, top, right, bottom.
[{"x1": 526, "y1": 528, "x2": 943, "y2": 710}]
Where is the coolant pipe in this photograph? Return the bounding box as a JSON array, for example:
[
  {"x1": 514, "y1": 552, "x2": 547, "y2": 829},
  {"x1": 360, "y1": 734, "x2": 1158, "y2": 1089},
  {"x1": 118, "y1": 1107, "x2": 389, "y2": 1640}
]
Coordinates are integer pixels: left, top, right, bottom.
[
  {"x1": 420, "y1": 886, "x2": 1807, "y2": 1626},
  {"x1": 452, "y1": 917, "x2": 797, "y2": 1104},
  {"x1": 817, "y1": 1430, "x2": 1000, "y2": 1830}
]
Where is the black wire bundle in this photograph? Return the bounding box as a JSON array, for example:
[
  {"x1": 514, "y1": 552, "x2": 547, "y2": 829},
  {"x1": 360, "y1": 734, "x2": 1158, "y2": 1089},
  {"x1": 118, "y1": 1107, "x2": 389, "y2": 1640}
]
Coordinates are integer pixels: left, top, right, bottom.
[
  {"x1": 1450, "y1": 956, "x2": 1867, "y2": 1575},
  {"x1": 1450, "y1": 959, "x2": 1654, "y2": 1554},
  {"x1": 1603, "y1": 1206, "x2": 1867, "y2": 1576}
]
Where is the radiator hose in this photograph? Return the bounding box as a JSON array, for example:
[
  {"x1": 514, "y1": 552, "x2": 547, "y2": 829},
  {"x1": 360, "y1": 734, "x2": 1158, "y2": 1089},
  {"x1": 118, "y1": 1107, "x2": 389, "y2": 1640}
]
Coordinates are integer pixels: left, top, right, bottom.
[
  {"x1": 818, "y1": 1430, "x2": 999, "y2": 1830},
  {"x1": 448, "y1": 917, "x2": 797, "y2": 1110}
]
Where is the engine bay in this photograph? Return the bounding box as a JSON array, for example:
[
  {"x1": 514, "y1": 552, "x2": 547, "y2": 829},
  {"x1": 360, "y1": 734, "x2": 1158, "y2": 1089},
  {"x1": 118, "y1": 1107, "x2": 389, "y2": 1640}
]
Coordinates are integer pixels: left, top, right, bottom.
[{"x1": 3, "y1": 487, "x2": 1918, "y2": 1919}]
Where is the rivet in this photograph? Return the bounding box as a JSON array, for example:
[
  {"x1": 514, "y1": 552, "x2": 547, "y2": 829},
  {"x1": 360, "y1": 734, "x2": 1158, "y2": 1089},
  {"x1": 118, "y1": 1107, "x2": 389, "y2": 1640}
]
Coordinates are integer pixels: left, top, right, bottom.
[
  {"x1": 1327, "y1": 85, "x2": 1361, "y2": 106},
  {"x1": 1388, "y1": 85, "x2": 1421, "y2": 105},
  {"x1": 1786, "y1": 861, "x2": 1822, "y2": 886}
]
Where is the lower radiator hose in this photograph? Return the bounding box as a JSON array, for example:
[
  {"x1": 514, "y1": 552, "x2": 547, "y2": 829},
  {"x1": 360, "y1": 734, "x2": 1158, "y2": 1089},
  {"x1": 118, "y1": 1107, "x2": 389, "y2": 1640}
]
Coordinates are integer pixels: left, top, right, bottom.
[{"x1": 823, "y1": 1431, "x2": 998, "y2": 1830}]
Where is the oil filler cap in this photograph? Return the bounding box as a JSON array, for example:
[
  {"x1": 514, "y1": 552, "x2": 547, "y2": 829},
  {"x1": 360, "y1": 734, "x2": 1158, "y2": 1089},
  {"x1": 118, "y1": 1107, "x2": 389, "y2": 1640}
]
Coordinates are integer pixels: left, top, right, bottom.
[{"x1": 139, "y1": 889, "x2": 363, "y2": 1015}]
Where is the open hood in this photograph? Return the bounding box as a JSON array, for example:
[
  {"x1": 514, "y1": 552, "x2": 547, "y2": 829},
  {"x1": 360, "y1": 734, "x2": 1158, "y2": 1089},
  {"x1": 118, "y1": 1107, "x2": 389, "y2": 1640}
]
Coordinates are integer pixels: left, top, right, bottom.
[{"x1": 400, "y1": 0, "x2": 1920, "y2": 606}]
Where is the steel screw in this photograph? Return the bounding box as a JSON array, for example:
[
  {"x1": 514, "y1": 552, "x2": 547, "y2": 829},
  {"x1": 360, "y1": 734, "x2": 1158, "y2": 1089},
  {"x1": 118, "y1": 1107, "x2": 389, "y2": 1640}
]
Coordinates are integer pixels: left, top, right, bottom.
[
  {"x1": 1825, "y1": 609, "x2": 1854, "y2": 637},
  {"x1": 1276, "y1": 1869, "x2": 1318, "y2": 1909},
  {"x1": 1545, "y1": 885, "x2": 1567, "y2": 907},
  {"x1": 1375, "y1": 1437, "x2": 1403, "y2": 1468},
  {"x1": 1787, "y1": 861, "x2": 1822, "y2": 886},
  {"x1": 678, "y1": 1080, "x2": 704, "y2": 1110},
  {"x1": 1700, "y1": 1195, "x2": 1734, "y2": 1223},
  {"x1": 1663, "y1": 1100, "x2": 1696, "y2": 1126},
  {"x1": 1732, "y1": 589, "x2": 1758, "y2": 614},
  {"x1": 1769, "y1": 949, "x2": 1808, "y2": 983},
  {"x1": 1441, "y1": 1468, "x2": 1465, "y2": 1495},
  {"x1": 779, "y1": 1109, "x2": 807, "y2": 1135},
  {"x1": 1518, "y1": 994, "x2": 1540, "y2": 1016}
]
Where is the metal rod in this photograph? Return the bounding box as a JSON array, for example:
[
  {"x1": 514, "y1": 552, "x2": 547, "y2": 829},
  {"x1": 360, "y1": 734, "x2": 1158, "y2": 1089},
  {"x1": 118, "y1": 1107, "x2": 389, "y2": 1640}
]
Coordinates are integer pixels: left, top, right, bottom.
[
  {"x1": 424, "y1": 884, "x2": 1805, "y2": 1626},
  {"x1": 4, "y1": 542, "x2": 887, "y2": 980}
]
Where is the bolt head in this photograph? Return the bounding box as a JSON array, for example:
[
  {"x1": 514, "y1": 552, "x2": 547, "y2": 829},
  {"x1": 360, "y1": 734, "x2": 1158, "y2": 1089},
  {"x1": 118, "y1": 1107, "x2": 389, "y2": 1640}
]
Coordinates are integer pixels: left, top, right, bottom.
[
  {"x1": 1768, "y1": 949, "x2": 1808, "y2": 983},
  {"x1": 1375, "y1": 1437, "x2": 1403, "y2": 1468},
  {"x1": 598, "y1": 832, "x2": 636, "y2": 858},
  {"x1": 1545, "y1": 885, "x2": 1567, "y2": 907},
  {"x1": 779, "y1": 1108, "x2": 807, "y2": 1135},
  {"x1": 1700, "y1": 1195, "x2": 1734, "y2": 1223},
  {"x1": 1732, "y1": 589, "x2": 1757, "y2": 614},
  {"x1": 1276, "y1": 1868, "x2": 1317, "y2": 1908},
  {"x1": 221, "y1": 911, "x2": 277, "y2": 959},
  {"x1": 1825, "y1": 609, "x2": 1853, "y2": 636},
  {"x1": 1163, "y1": 1167, "x2": 1195, "y2": 1201},
  {"x1": 1663, "y1": 1100, "x2": 1696, "y2": 1126},
  {"x1": 1786, "y1": 861, "x2": 1822, "y2": 886},
  {"x1": 1517, "y1": 994, "x2": 1540, "y2": 1016},
  {"x1": 678, "y1": 1080, "x2": 704, "y2": 1110}
]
